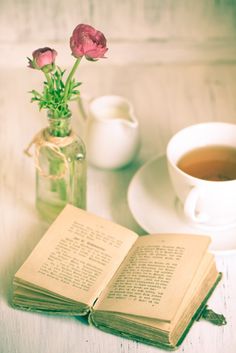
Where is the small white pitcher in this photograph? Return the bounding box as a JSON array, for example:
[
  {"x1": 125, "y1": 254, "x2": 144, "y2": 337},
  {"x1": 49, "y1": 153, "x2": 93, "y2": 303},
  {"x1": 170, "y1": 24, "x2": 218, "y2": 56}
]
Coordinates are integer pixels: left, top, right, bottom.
[{"x1": 83, "y1": 95, "x2": 140, "y2": 169}]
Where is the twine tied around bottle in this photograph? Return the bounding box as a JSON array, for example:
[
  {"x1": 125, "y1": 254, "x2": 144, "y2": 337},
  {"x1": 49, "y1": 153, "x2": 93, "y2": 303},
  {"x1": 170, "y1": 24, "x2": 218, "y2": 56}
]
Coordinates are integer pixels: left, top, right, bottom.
[{"x1": 24, "y1": 128, "x2": 76, "y2": 180}]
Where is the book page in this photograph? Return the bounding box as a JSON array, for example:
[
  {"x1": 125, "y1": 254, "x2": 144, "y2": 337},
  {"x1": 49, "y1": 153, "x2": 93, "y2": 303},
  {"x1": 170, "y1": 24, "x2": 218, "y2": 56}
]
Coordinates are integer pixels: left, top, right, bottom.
[
  {"x1": 94, "y1": 233, "x2": 210, "y2": 322},
  {"x1": 109, "y1": 252, "x2": 215, "y2": 332},
  {"x1": 15, "y1": 205, "x2": 138, "y2": 306}
]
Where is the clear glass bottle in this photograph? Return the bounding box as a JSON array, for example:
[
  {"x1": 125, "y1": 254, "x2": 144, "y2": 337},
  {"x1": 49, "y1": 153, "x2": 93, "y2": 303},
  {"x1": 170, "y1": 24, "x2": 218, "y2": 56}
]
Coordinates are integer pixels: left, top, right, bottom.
[{"x1": 36, "y1": 111, "x2": 86, "y2": 222}]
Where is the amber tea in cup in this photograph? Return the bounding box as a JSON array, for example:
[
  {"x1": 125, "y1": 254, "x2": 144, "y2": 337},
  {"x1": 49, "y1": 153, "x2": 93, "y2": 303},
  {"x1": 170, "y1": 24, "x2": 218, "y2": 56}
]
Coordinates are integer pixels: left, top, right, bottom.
[
  {"x1": 177, "y1": 145, "x2": 236, "y2": 182},
  {"x1": 167, "y1": 122, "x2": 236, "y2": 226}
]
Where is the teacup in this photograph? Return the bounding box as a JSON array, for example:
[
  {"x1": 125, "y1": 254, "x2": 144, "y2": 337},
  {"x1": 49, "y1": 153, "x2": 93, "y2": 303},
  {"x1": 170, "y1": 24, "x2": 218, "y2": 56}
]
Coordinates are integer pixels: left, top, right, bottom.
[{"x1": 166, "y1": 122, "x2": 236, "y2": 228}]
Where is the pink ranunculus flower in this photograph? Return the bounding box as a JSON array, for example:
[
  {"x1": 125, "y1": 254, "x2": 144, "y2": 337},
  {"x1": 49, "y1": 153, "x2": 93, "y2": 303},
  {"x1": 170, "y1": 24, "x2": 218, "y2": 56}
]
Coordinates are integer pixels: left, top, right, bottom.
[
  {"x1": 28, "y1": 47, "x2": 57, "y2": 72},
  {"x1": 70, "y1": 24, "x2": 108, "y2": 60}
]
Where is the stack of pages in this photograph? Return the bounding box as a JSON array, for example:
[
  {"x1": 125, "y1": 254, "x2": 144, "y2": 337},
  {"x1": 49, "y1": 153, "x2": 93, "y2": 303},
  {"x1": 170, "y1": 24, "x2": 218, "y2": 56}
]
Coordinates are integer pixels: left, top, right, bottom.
[{"x1": 13, "y1": 205, "x2": 221, "y2": 349}]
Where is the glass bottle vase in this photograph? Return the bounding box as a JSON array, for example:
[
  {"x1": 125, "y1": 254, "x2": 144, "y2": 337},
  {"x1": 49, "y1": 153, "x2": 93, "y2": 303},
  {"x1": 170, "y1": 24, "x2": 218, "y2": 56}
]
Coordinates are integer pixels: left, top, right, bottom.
[{"x1": 35, "y1": 111, "x2": 86, "y2": 222}]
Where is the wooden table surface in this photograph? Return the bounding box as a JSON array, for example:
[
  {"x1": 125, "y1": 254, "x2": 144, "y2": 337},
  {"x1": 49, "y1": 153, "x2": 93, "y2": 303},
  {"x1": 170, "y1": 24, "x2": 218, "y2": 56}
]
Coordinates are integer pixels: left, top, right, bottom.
[{"x1": 1, "y1": 64, "x2": 236, "y2": 353}]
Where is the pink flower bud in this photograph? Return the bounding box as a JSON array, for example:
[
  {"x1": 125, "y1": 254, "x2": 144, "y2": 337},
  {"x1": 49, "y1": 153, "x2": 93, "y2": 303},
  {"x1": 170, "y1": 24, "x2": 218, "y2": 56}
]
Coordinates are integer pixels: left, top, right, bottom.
[
  {"x1": 28, "y1": 47, "x2": 57, "y2": 71},
  {"x1": 70, "y1": 24, "x2": 108, "y2": 60}
]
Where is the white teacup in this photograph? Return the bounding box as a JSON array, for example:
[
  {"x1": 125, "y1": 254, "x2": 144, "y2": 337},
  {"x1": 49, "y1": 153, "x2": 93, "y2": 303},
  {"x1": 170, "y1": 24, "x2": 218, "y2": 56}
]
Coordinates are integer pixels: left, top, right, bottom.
[{"x1": 167, "y1": 122, "x2": 236, "y2": 228}]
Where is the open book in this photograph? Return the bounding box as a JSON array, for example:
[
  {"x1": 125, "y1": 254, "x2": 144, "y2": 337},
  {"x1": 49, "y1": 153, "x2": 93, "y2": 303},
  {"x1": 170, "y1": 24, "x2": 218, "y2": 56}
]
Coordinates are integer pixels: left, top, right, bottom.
[{"x1": 13, "y1": 204, "x2": 221, "y2": 350}]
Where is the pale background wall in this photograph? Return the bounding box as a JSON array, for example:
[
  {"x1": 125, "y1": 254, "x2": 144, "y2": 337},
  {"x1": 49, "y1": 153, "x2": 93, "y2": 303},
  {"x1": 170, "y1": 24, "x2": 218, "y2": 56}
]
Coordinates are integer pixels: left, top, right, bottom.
[
  {"x1": 3, "y1": 0, "x2": 236, "y2": 42},
  {"x1": 1, "y1": 0, "x2": 236, "y2": 158},
  {"x1": 1, "y1": 0, "x2": 236, "y2": 65}
]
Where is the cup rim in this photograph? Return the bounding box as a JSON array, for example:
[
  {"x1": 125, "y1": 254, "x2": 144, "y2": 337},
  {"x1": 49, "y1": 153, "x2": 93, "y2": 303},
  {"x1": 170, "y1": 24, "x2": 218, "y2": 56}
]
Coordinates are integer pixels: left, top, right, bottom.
[{"x1": 166, "y1": 122, "x2": 236, "y2": 184}]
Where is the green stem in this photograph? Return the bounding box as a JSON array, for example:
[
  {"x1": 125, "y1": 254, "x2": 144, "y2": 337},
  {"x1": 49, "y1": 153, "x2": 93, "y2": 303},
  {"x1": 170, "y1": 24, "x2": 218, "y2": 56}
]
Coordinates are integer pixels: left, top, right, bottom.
[
  {"x1": 64, "y1": 57, "x2": 82, "y2": 102},
  {"x1": 44, "y1": 72, "x2": 52, "y2": 89},
  {"x1": 77, "y1": 95, "x2": 87, "y2": 121}
]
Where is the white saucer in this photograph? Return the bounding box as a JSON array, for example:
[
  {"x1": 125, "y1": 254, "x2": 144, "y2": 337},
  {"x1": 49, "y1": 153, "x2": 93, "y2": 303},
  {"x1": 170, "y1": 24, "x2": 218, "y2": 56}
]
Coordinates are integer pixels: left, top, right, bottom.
[{"x1": 127, "y1": 155, "x2": 236, "y2": 255}]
